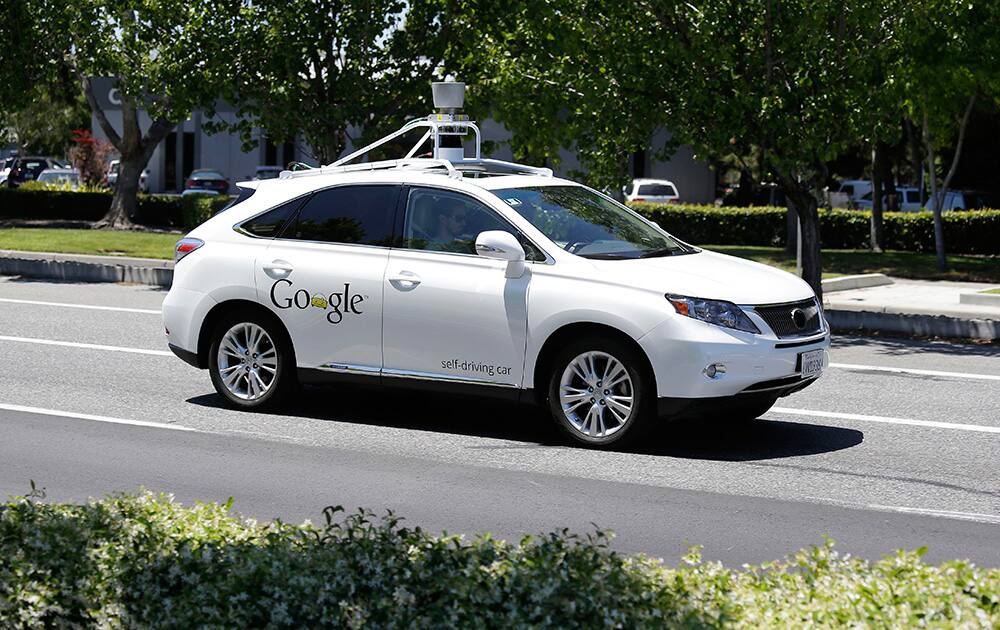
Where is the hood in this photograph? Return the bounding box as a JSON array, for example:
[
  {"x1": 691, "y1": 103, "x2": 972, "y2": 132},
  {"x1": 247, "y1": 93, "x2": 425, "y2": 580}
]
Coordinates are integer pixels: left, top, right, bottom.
[{"x1": 585, "y1": 249, "x2": 815, "y2": 305}]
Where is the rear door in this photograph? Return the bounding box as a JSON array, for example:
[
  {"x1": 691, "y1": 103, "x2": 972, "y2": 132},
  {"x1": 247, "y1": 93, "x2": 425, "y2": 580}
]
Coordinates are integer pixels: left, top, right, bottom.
[{"x1": 254, "y1": 184, "x2": 401, "y2": 372}]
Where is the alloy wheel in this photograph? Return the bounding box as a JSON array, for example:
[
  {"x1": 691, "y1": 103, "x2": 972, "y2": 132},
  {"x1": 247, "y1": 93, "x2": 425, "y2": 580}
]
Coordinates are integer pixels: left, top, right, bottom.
[
  {"x1": 215, "y1": 322, "x2": 278, "y2": 401},
  {"x1": 558, "y1": 351, "x2": 634, "y2": 439}
]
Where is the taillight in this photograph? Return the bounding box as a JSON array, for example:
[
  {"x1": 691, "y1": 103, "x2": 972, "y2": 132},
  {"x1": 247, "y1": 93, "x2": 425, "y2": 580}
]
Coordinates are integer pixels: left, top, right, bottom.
[
  {"x1": 174, "y1": 237, "x2": 204, "y2": 263},
  {"x1": 633, "y1": 197, "x2": 646, "y2": 202},
  {"x1": 185, "y1": 178, "x2": 194, "y2": 188}
]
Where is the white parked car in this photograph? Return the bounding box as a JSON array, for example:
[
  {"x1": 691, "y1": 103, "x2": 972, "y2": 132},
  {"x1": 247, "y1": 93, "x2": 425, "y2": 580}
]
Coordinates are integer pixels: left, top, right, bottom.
[
  {"x1": 36, "y1": 168, "x2": 82, "y2": 188},
  {"x1": 106, "y1": 159, "x2": 150, "y2": 193},
  {"x1": 163, "y1": 84, "x2": 828, "y2": 448},
  {"x1": 624, "y1": 178, "x2": 680, "y2": 204}
]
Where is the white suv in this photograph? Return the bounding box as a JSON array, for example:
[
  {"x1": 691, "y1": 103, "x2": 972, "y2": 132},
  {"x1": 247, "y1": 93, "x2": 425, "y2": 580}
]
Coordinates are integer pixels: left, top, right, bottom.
[{"x1": 162, "y1": 87, "x2": 828, "y2": 448}]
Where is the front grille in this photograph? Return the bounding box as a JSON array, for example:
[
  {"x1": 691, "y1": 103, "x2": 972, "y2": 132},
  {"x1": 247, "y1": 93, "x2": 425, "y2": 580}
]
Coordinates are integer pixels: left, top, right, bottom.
[{"x1": 754, "y1": 298, "x2": 823, "y2": 338}]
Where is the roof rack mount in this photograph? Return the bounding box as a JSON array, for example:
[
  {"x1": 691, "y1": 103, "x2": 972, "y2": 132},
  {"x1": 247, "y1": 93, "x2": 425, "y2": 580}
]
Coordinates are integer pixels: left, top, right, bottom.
[{"x1": 280, "y1": 82, "x2": 552, "y2": 180}]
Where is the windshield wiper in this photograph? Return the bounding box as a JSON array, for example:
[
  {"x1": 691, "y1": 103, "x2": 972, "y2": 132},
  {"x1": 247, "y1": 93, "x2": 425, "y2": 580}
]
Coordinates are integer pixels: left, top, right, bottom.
[{"x1": 639, "y1": 247, "x2": 683, "y2": 258}]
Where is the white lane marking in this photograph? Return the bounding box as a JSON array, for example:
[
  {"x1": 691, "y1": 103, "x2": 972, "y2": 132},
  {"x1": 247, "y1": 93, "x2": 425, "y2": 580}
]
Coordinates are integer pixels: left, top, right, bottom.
[
  {"x1": 770, "y1": 407, "x2": 1000, "y2": 434},
  {"x1": 831, "y1": 362, "x2": 1000, "y2": 382},
  {"x1": 0, "y1": 335, "x2": 171, "y2": 356},
  {"x1": 0, "y1": 297, "x2": 160, "y2": 314},
  {"x1": 0, "y1": 403, "x2": 196, "y2": 432},
  {"x1": 867, "y1": 504, "x2": 1000, "y2": 525}
]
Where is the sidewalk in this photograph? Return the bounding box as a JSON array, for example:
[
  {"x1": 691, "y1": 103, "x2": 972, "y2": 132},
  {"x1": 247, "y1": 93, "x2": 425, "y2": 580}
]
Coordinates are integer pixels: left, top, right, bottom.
[
  {"x1": 824, "y1": 277, "x2": 1000, "y2": 340},
  {"x1": 1, "y1": 251, "x2": 997, "y2": 339}
]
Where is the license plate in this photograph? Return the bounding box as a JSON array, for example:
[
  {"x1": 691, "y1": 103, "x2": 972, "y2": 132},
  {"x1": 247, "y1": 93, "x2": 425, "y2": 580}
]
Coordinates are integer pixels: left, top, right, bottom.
[{"x1": 799, "y1": 349, "x2": 825, "y2": 379}]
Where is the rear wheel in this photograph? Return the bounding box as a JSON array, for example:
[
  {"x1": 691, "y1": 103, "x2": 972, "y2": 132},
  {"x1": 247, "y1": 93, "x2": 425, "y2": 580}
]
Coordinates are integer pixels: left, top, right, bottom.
[
  {"x1": 208, "y1": 313, "x2": 295, "y2": 410},
  {"x1": 547, "y1": 336, "x2": 653, "y2": 448}
]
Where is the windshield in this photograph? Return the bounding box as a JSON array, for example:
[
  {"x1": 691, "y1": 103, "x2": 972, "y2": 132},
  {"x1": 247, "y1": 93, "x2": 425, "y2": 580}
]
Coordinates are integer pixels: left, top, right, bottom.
[{"x1": 493, "y1": 185, "x2": 693, "y2": 259}]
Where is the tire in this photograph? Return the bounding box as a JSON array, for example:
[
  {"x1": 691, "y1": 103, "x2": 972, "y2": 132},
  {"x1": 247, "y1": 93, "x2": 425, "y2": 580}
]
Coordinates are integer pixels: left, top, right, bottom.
[
  {"x1": 547, "y1": 336, "x2": 654, "y2": 448},
  {"x1": 208, "y1": 311, "x2": 295, "y2": 410}
]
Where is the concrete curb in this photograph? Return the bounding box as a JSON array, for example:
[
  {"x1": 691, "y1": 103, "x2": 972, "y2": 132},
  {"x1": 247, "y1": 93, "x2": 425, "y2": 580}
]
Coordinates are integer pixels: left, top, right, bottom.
[
  {"x1": 0, "y1": 250, "x2": 173, "y2": 288},
  {"x1": 960, "y1": 291, "x2": 1000, "y2": 307},
  {"x1": 826, "y1": 309, "x2": 999, "y2": 341},
  {"x1": 821, "y1": 273, "x2": 893, "y2": 293}
]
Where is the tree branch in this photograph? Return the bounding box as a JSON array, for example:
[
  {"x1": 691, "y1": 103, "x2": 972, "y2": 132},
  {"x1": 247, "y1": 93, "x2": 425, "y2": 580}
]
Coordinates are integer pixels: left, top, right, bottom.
[
  {"x1": 939, "y1": 94, "x2": 976, "y2": 197},
  {"x1": 82, "y1": 76, "x2": 122, "y2": 149}
]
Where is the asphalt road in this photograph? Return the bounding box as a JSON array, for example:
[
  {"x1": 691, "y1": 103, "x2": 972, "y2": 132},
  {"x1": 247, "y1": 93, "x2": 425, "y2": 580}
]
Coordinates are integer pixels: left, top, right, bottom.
[{"x1": 1, "y1": 276, "x2": 998, "y2": 567}]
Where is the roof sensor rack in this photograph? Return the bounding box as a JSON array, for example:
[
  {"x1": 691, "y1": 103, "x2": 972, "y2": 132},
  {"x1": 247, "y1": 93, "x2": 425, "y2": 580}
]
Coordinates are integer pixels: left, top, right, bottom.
[{"x1": 280, "y1": 82, "x2": 553, "y2": 180}]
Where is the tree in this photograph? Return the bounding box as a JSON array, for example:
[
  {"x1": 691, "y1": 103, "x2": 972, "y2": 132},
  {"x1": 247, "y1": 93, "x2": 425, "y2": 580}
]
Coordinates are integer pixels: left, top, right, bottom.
[
  {"x1": 2, "y1": 1, "x2": 238, "y2": 227},
  {"x1": 1, "y1": 85, "x2": 89, "y2": 156},
  {"x1": 899, "y1": 0, "x2": 1000, "y2": 271},
  {"x1": 210, "y1": 0, "x2": 450, "y2": 166},
  {"x1": 68, "y1": 129, "x2": 115, "y2": 186},
  {"x1": 453, "y1": 0, "x2": 891, "y2": 299}
]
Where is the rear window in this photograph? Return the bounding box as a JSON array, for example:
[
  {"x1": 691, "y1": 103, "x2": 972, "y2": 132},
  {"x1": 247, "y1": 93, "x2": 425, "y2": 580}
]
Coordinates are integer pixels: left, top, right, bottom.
[
  {"x1": 637, "y1": 183, "x2": 677, "y2": 197},
  {"x1": 191, "y1": 170, "x2": 225, "y2": 179}
]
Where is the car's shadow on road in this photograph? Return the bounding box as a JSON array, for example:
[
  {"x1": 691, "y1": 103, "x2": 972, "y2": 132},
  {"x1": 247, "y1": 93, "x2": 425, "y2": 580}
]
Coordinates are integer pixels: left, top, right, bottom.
[{"x1": 187, "y1": 385, "x2": 863, "y2": 462}]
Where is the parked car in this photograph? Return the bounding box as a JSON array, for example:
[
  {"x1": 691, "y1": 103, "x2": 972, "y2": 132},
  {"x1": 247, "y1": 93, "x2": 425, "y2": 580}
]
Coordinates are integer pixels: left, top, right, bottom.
[
  {"x1": 163, "y1": 86, "x2": 829, "y2": 449},
  {"x1": 836, "y1": 179, "x2": 873, "y2": 208},
  {"x1": 5, "y1": 157, "x2": 68, "y2": 188},
  {"x1": 105, "y1": 160, "x2": 150, "y2": 193},
  {"x1": 252, "y1": 166, "x2": 283, "y2": 181},
  {"x1": 0, "y1": 156, "x2": 17, "y2": 185},
  {"x1": 623, "y1": 178, "x2": 680, "y2": 204},
  {"x1": 35, "y1": 168, "x2": 81, "y2": 189},
  {"x1": 855, "y1": 187, "x2": 915, "y2": 212},
  {"x1": 183, "y1": 169, "x2": 229, "y2": 195}
]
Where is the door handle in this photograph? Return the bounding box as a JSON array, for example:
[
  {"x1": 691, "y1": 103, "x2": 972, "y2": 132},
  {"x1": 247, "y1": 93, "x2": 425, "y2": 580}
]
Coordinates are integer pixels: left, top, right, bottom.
[
  {"x1": 388, "y1": 270, "x2": 421, "y2": 290},
  {"x1": 262, "y1": 259, "x2": 293, "y2": 279}
]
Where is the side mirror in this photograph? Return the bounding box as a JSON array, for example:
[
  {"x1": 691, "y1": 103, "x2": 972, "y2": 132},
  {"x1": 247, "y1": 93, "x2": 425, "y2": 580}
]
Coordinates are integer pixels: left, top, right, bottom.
[{"x1": 475, "y1": 230, "x2": 527, "y2": 278}]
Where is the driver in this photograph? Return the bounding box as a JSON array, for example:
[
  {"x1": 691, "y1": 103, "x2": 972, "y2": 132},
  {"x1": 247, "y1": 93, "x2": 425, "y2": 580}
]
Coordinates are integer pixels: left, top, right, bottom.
[{"x1": 427, "y1": 199, "x2": 470, "y2": 252}]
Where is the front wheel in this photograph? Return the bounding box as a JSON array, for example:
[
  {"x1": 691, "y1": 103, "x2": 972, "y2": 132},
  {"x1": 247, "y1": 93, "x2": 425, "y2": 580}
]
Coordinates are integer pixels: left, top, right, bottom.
[
  {"x1": 208, "y1": 313, "x2": 295, "y2": 410},
  {"x1": 547, "y1": 337, "x2": 654, "y2": 448}
]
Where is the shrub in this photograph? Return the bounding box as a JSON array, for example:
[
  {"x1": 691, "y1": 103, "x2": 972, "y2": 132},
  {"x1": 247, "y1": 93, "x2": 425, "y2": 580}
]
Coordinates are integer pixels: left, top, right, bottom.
[
  {"x1": 180, "y1": 193, "x2": 234, "y2": 229},
  {"x1": 0, "y1": 188, "x2": 184, "y2": 227},
  {"x1": 629, "y1": 203, "x2": 1000, "y2": 255},
  {"x1": 0, "y1": 491, "x2": 997, "y2": 628}
]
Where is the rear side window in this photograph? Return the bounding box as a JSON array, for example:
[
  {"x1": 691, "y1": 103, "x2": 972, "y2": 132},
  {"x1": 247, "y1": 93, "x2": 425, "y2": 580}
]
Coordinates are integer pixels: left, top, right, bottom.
[
  {"x1": 283, "y1": 185, "x2": 399, "y2": 246},
  {"x1": 240, "y1": 195, "x2": 302, "y2": 237}
]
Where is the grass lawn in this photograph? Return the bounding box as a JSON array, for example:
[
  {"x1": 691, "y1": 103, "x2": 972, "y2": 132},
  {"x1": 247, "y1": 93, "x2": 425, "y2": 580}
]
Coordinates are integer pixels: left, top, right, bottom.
[
  {"x1": 706, "y1": 245, "x2": 1000, "y2": 284},
  {"x1": 0, "y1": 228, "x2": 177, "y2": 260},
  {"x1": 982, "y1": 288, "x2": 1000, "y2": 294}
]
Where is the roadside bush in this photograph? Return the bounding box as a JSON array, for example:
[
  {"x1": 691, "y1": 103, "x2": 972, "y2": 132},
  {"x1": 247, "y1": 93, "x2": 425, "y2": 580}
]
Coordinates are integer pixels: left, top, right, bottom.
[
  {"x1": 0, "y1": 188, "x2": 183, "y2": 228},
  {"x1": 1, "y1": 491, "x2": 997, "y2": 628},
  {"x1": 629, "y1": 203, "x2": 1000, "y2": 255},
  {"x1": 180, "y1": 193, "x2": 234, "y2": 229},
  {"x1": 17, "y1": 181, "x2": 107, "y2": 194}
]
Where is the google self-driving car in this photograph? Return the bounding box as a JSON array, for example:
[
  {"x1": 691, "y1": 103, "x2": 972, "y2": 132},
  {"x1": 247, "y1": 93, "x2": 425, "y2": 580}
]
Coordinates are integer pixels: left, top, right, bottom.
[{"x1": 163, "y1": 83, "x2": 829, "y2": 448}]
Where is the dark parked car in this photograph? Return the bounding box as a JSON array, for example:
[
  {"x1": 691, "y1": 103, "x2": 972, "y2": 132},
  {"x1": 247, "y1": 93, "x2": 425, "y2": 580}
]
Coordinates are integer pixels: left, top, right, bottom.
[
  {"x1": 183, "y1": 169, "x2": 229, "y2": 195},
  {"x1": 5, "y1": 157, "x2": 69, "y2": 188}
]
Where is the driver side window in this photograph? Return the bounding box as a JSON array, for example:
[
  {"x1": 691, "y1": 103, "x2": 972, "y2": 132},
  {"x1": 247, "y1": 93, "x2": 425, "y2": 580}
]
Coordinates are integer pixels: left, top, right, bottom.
[{"x1": 402, "y1": 187, "x2": 542, "y2": 260}]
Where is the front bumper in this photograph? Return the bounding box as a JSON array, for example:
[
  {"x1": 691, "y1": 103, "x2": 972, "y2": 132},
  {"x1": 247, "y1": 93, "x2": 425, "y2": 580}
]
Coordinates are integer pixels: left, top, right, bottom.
[{"x1": 637, "y1": 313, "x2": 830, "y2": 399}]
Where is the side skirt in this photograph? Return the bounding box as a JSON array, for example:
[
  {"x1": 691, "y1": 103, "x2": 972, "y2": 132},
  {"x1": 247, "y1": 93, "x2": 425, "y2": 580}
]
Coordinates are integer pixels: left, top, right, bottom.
[{"x1": 297, "y1": 368, "x2": 526, "y2": 403}]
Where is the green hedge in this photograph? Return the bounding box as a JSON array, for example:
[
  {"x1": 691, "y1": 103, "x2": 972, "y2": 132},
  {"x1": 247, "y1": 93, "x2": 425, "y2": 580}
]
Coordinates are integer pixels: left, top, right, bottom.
[
  {"x1": 1, "y1": 491, "x2": 998, "y2": 628},
  {"x1": 631, "y1": 203, "x2": 1000, "y2": 255},
  {"x1": 181, "y1": 192, "x2": 234, "y2": 229},
  {"x1": 0, "y1": 189, "x2": 187, "y2": 228}
]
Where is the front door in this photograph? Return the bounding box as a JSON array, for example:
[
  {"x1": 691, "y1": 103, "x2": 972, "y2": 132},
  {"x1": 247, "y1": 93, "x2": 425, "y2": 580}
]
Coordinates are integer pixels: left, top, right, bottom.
[
  {"x1": 382, "y1": 186, "x2": 533, "y2": 388},
  {"x1": 254, "y1": 184, "x2": 400, "y2": 373}
]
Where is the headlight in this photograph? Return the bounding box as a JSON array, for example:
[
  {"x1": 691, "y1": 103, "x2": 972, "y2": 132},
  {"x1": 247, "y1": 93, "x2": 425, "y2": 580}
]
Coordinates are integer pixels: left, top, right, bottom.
[{"x1": 666, "y1": 294, "x2": 760, "y2": 334}]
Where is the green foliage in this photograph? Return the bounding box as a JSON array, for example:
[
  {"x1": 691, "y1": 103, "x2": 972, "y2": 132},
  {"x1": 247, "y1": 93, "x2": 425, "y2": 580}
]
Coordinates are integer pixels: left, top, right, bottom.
[
  {"x1": 629, "y1": 203, "x2": 1000, "y2": 256},
  {"x1": 181, "y1": 194, "x2": 233, "y2": 230},
  {"x1": 0, "y1": 491, "x2": 998, "y2": 628},
  {"x1": 211, "y1": 0, "x2": 449, "y2": 165},
  {"x1": 18, "y1": 181, "x2": 106, "y2": 194}
]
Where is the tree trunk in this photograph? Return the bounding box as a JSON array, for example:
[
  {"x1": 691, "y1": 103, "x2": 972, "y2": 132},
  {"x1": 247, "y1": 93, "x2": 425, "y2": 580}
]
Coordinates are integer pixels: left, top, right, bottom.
[
  {"x1": 869, "y1": 141, "x2": 886, "y2": 252},
  {"x1": 779, "y1": 178, "x2": 823, "y2": 301},
  {"x1": 923, "y1": 114, "x2": 947, "y2": 272},
  {"x1": 98, "y1": 157, "x2": 143, "y2": 229}
]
